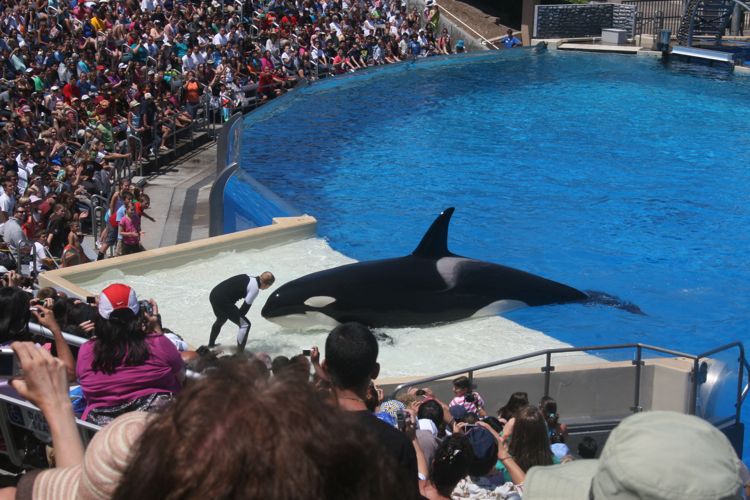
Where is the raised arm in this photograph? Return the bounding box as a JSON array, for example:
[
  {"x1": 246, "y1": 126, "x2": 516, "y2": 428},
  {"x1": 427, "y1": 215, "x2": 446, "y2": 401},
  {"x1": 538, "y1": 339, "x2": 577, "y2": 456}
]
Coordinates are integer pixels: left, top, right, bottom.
[
  {"x1": 477, "y1": 420, "x2": 526, "y2": 485},
  {"x1": 10, "y1": 342, "x2": 84, "y2": 468},
  {"x1": 30, "y1": 306, "x2": 76, "y2": 382}
]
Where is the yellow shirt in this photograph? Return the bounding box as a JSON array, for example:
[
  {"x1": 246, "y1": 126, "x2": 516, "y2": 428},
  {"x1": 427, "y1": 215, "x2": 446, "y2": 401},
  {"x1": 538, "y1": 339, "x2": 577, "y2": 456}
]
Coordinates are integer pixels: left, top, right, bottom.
[{"x1": 90, "y1": 16, "x2": 104, "y2": 32}]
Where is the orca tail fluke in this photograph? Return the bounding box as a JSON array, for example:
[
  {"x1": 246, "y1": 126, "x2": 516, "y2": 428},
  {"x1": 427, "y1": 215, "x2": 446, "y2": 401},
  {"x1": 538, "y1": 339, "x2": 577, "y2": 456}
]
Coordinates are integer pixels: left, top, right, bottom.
[{"x1": 583, "y1": 290, "x2": 646, "y2": 315}]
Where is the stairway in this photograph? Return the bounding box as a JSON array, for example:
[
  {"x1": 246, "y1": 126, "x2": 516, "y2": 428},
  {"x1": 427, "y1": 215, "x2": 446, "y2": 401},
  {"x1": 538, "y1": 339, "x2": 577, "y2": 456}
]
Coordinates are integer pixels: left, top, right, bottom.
[{"x1": 677, "y1": 0, "x2": 736, "y2": 45}]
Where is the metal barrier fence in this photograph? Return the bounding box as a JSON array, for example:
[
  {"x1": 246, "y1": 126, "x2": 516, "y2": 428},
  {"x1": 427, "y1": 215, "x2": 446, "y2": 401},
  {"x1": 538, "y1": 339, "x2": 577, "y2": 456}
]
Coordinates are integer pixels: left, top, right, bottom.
[
  {"x1": 625, "y1": 0, "x2": 686, "y2": 35},
  {"x1": 391, "y1": 341, "x2": 749, "y2": 426}
]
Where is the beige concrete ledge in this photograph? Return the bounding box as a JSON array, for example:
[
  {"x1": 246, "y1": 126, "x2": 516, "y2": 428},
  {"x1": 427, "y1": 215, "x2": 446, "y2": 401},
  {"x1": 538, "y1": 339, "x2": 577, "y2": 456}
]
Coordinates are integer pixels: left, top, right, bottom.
[
  {"x1": 558, "y1": 43, "x2": 642, "y2": 54},
  {"x1": 39, "y1": 215, "x2": 318, "y2": 298}
]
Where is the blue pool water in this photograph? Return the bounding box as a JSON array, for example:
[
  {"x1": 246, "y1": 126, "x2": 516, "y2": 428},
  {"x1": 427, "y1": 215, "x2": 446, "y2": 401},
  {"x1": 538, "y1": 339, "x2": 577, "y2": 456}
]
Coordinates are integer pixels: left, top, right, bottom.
[
  {"x1": 227, "y1": 49, "x2": 750, "y2": 445},
  {"x1": 232, "y1": 49, "x2": 749, "y2": 352}
]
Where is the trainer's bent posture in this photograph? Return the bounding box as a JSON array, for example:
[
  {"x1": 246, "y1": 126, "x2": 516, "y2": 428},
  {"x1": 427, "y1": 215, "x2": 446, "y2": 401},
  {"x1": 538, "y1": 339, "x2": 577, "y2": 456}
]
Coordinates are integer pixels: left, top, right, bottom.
[{"x1": 208, "y1": 271, "x2": 275, "y2": 352}]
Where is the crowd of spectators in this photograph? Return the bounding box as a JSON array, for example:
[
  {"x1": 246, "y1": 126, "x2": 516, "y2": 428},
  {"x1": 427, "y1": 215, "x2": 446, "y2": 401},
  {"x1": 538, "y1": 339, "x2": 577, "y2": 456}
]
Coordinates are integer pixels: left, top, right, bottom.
[
  {"x1": 0, "y1": 273, "x2": 748, "y2": 500},
  {"x1": 0, "y1": 0, "x2": 469, "y2": 276}
]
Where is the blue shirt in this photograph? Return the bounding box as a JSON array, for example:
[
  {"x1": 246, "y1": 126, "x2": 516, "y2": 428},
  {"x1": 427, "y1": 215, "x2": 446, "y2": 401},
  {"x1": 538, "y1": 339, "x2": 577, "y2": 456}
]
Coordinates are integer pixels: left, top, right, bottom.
[
  {"x1": 503, "y1": 36, "x2": 521, "y2": 49},
  {"x1": 409, "y1": 39, "x2": 421, "y2": 56},
  {"x1": 174, "y1": 42, "x2": 188, "y2": 58}
]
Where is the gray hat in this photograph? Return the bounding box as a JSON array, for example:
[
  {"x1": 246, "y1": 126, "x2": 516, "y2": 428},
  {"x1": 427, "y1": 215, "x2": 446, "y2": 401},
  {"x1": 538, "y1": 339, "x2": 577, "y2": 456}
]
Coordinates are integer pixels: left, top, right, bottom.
[{"x1": 524, "y1": 411, "x2": 742, "y2": 500}]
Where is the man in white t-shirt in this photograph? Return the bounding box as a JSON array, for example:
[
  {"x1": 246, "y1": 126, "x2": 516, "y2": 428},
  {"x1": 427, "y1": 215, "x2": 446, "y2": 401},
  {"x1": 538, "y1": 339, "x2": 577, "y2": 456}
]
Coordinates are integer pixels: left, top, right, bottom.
[
  {"x1": 213, "y1": 28, "x2": 229, "y2": 47},
  {"x1": 0, "y1": 180, "x2": 15, "y2": 223},
  {"x1": 15, "y1": 151, "x2": 35, "y2": 194}
]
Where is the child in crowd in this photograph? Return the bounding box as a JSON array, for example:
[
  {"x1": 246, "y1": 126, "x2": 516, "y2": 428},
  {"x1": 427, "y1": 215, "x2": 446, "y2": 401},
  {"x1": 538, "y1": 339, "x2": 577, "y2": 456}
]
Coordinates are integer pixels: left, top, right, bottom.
[
  {"x1": 539, "y1": 395, "x2": 568, "y2": 443},
  {"x1": 449, "y1": 375, "x2": 487, "y2": 416}
]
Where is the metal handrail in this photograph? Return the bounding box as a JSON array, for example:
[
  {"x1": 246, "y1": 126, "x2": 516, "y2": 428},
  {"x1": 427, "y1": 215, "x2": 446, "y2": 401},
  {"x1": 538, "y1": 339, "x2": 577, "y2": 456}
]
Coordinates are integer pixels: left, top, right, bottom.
[
  {"x1": 389, "y1": 341, "x2": 750, "y2": 423},
  {"x1": 392, "y1": 343, "x2": 696, "y2": 393},
  {"x1": 695, "y1": 341, "x2": 749, "y2": 422},
  {"x1": 90, "y1": 193, "x2": 109, "y2": 238},
  {"x1": 128, "y1": 135, "x2": 143, "y2": 177},
  {"x1": 28, "y1": 322, "x2": 87, "y2": 347}
]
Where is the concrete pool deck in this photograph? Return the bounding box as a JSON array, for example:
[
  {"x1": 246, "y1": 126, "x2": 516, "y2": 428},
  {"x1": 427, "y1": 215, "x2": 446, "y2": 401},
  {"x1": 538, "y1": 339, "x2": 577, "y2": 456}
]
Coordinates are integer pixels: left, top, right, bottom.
[
  {"x1": 532, "y1": 37, "x2": 663, "y2": 57},
  {"x1": 134, "y1": 134, "x2": 217, "y2": 251}
]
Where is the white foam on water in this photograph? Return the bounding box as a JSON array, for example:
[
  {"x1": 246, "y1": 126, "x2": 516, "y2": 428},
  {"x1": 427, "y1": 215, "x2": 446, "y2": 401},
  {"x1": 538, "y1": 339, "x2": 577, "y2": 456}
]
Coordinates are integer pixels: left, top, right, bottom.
[{"x1": 76, "y1": 238, "x2": 594, "y2": 377}]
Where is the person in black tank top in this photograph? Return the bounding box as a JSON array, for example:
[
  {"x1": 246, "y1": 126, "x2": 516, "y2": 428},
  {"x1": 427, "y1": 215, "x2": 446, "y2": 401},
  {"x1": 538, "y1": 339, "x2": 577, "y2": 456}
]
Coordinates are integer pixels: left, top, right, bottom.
[{"x1": 208, "y1": 271, "x2": 275, "y2": 351}]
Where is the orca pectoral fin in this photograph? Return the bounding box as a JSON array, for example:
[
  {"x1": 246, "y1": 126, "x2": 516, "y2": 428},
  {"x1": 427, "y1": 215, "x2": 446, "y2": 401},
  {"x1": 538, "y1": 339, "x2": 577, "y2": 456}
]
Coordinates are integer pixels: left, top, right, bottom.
[{"x1": 470, "y1": 299, "x2": 528, "y2": 318}]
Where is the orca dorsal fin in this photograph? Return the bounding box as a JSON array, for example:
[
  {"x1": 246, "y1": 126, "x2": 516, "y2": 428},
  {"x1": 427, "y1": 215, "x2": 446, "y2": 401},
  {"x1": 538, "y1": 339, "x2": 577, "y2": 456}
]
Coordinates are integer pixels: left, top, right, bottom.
[{"x1": 412, "y1": 207, "x2": 456, "y2": 258}]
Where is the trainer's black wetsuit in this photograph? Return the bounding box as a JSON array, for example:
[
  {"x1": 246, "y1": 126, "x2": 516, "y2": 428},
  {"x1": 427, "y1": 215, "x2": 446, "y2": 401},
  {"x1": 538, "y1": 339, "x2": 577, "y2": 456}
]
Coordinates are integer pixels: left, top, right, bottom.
[{"x1": 208, "y1": 274, "x2": 260, "y2": 347}]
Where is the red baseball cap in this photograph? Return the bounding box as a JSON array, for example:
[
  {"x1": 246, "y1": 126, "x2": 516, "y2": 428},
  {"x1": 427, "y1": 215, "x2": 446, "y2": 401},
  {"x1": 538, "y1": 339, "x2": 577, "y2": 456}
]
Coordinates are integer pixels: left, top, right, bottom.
[{"x1": 98, "y1": 284, "x2": 139, "y2": 319}]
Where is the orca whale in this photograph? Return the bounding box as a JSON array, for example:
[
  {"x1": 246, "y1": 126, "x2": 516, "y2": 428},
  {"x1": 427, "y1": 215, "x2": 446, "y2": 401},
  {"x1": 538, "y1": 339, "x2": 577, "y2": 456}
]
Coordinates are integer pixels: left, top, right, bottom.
[{"x1": 261, "y1": 208, "x2": 590, "y2": 329}]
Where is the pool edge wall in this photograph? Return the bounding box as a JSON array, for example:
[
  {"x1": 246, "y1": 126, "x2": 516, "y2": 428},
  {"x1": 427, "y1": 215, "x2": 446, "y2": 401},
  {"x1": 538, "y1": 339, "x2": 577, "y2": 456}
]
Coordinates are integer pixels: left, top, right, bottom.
[{"x1": 40, "y1": 215, "x2": 317, "y2": 298}]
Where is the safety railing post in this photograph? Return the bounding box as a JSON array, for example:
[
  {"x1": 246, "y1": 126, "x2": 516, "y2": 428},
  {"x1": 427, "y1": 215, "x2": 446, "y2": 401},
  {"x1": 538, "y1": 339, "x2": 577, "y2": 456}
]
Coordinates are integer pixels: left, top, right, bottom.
[
  {"x1": 736, "y1": 348, "x2": 745, "y2": 423},
  {"x1": 690, "y1": 357, "x2": 700, "y2": 415},
  {"x1": 89, "y1": 199, "x2": 98, "y2": 241},
  {"x1": 14, "y1": 245, "x2": 23, "y2": 278},
  {"x1": 542, "y1": 352, "x2": 554, "y2": 397},
  {"x1": 631, "y1": 345, "x2": 644, "y2": 412}
]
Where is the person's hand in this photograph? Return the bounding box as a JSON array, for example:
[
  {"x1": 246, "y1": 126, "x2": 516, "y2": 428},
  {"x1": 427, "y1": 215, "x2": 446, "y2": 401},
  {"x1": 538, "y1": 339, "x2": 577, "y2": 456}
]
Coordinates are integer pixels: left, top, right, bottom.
[
  {"x1": 503, "y1": 417, "x2": 515, "y2": 440},
  {"x1": 143, "y1": 298, "x2": 160, "y2": 331},
  {"x1": 30, "y1": 304, "x2": 60, "y2": 331},
  {"x1": 310, "y1": 346, "x2": 320, "y2": 365},
  {"x1": 78, "y1": 320, "x2": 95, "y2": 335},
  {"x1": 456, "y1": 421, "x2": 476, "y2": 435},
  {"x1": 10, "y1": 342, "x2": 70, "y2": 413},
  {"x1": 403, "y1": 408, "x2": 418, "y2": 441},
  {"x1": 4, "y1": 270, "x2": 17, "y2": 288},
  {"x1": 478, "y1": 420, "x2": 511, "y2": 457}
]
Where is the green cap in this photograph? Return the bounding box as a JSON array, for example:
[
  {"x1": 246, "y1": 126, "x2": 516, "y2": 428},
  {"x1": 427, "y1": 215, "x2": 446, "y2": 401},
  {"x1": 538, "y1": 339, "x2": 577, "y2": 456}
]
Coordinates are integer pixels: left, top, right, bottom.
[{"x1": 524, "y1": 411, "x2": 742, "y2": 500}]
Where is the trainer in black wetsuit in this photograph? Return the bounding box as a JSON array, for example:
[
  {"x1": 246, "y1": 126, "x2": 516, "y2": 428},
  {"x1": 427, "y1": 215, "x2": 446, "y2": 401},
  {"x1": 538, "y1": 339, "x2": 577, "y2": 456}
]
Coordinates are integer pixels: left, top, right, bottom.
[{"x1": 208, "y1": 271, "x2": 275, "y2": 351}]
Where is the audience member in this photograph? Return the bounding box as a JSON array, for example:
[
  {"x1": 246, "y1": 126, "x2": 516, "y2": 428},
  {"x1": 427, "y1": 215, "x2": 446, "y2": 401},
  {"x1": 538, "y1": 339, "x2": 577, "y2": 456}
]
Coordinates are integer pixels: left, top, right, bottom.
[
  {"x1": 524, "y1": 411, "x2": 743, "y2": 500},
  {"x1": 497, "y1": 391, "x2": 528, "y2": 422},
  {"x1": 0, "y1": 278, "x2": 76, "y2": 379},
  {"x1": 76, "y1": 283, "x2": 184, "y2": 424},
  {"x1": 539, "y1": 395, "x2": 568, "y2": 443},
  {"x1": 450, "y1": 375, "x2": 487, "y2": 417},
  {"x1": 322, "y1": 322, "x2": 420, "y2": 494},
  {"x1": 451, "y1": 424, "x2": 522, "y2": 499},
  {"x1": 421, "y1": 435, "x2": 473, "y2": 499},
  {"x1": 505, "y1": 405, "x2": 555, "y2": 475}
]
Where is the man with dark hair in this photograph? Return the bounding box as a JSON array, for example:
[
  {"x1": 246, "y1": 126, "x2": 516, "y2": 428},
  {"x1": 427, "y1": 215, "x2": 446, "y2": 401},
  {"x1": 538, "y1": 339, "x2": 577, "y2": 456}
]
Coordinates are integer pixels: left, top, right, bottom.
[
  {"x1": 323, "y1": 322, "x2": 379, "y2": 389},
  {"x1": 323, "y1": 322, "x2": 419, "y2": 492},
  {"x1": 417, "y1": 399, "x2": 444, "y2": 434}
]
